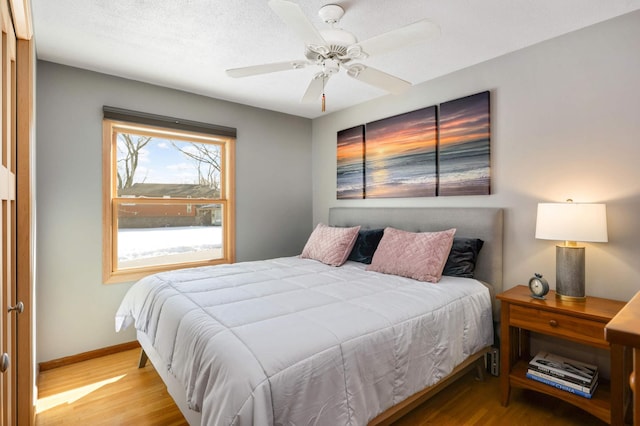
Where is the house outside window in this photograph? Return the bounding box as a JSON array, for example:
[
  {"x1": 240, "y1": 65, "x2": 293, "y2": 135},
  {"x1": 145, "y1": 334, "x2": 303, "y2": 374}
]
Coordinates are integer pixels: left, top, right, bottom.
[{"x1": 102, "y1": 107, "x2": 236, "y2": 283}]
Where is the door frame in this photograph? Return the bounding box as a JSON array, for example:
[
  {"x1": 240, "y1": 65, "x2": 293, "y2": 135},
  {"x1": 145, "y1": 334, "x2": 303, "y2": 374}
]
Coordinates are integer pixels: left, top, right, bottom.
[{"x1": 11, "y1": 1, "x2": 35, "y2": 425}]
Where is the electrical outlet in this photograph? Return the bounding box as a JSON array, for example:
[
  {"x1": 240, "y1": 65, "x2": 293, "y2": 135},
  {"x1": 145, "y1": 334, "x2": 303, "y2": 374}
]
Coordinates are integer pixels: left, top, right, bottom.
[{"x1": 487, "y1": 347, "x2": 500, "y2": 376}]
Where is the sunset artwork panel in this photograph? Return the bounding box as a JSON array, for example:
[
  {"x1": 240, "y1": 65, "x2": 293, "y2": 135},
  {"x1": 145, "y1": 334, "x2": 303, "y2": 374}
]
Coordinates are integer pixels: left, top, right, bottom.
[
  {"x1": 438, "y1": 91, "x2": 491, "y2": 196},
  {"x1": 337, "y1": 125, "x2": 365, "y2": 199},
  {"x1": 364, "y1": 106, "x2": 437, "y2": 198}
]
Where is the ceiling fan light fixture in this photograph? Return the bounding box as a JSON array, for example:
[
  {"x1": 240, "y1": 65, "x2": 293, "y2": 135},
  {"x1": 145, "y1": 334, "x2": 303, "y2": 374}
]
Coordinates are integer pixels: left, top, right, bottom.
[
  {"x1": 346, "y1": 45, "x2": 368, "y2": 60},
  {"x1": 346, "y1": 63, "x2": 365, "y2": 78},
  {"x1": 307, "y1": 44, "x2": 330, "y2": 56},
  {"x1": 322, "y1": 58, "x2": 340, "y2": 75}
]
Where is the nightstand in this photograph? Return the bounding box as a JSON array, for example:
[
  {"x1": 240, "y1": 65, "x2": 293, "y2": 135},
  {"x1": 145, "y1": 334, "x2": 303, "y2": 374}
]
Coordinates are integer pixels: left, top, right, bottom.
[{"x1": 497, "y1": 285, "x2": 629, "y2": 425}]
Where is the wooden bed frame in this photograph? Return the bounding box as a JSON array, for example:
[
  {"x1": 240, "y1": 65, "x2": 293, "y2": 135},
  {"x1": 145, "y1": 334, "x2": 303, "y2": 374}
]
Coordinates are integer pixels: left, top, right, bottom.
[
  {"x1": 370, "y1": 346, "x2": 492, "y2": 425},
  {"x1": 138, "y1": 207, "x2": 504, "y2": 425}
]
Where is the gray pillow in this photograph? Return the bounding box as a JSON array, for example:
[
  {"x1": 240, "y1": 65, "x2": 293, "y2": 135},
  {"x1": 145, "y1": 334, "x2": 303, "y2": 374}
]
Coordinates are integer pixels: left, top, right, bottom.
[
  {"x1": 442, "y1": 237, "x2": 484, "y2": 278},
  {"x1": 347, "y1": 228, "x2": 384, "y2": 264}
]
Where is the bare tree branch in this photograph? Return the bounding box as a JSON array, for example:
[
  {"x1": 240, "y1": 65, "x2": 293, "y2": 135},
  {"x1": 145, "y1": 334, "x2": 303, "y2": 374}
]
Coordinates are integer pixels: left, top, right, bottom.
[
  {"x1": 117, "y1": 134, "x2": 151, "y2": 190},
  {"x1": 170, "y1": 141, "x2": 221, "y2": 191}
]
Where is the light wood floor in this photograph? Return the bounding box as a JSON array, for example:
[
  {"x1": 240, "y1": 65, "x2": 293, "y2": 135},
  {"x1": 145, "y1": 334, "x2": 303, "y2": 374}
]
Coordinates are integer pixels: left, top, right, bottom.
[{"x1": 36, "y1": 348, "x2": 607, "y2": 425}]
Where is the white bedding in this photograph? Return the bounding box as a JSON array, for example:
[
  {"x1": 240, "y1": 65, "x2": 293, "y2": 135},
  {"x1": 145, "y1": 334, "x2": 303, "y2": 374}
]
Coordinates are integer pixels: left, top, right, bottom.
[{"x1": 115, "y1": 256, "x2": 493, "y2": 425}]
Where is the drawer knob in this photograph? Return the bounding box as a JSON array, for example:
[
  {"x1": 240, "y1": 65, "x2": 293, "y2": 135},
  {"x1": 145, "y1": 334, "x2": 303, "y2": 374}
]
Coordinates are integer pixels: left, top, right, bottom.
[
  {"x1": 631, "y1": 370, "x2": 636, "y2": 392},
  {"x1": 549, "y1": 319, "x2": 558, "y2": 327}
]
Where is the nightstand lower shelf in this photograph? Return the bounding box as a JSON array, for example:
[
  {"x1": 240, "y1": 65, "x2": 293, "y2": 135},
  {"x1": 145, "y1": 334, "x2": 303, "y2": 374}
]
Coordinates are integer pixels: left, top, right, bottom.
[{"x1": 510, "y1": 360, "x2": 610, "y2": 423}]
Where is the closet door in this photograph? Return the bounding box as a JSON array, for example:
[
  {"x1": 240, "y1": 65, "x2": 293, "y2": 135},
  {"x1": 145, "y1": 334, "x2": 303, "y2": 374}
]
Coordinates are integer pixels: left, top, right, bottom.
[{"x1": 0, "y1": 3, "x2": 17, "y2": 425}]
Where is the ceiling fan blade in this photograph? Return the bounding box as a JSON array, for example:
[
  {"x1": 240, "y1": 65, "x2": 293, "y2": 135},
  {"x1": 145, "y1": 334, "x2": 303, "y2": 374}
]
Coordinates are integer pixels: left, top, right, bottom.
[
  {"x1": 268, "y1": 0, "x2": 327, "y2": 47},
  {"x1": 346, "y1": 64, "x2": 411, "y2": 94},
  {"x1": 349, "y1": 19, "x2": 440, "y2": 59},
  {"x1": 226, "y1": 60, "x2": 308, "y2": 78},
  {"x1": 301, "y1": 73, "x2": 330, "y2": 103}
]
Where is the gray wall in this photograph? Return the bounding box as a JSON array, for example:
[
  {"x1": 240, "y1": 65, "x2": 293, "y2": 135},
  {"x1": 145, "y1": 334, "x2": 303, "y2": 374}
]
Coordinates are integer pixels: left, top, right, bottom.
[
  {"x1": 36, "y1": 61, "x2": 312, "y2": 362},
  {"x1": 312, "y1": 10, "x2": 640, "y2": 304},
  {"x1": 36, "y1": 10, "x2": 640, "y2": 364}
]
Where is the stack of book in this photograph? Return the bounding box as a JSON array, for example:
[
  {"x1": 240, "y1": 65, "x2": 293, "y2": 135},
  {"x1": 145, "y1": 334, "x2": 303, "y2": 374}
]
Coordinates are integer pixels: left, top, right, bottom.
[{"x1": 526, "y1": 351, "x2": 598, "y2": 399}]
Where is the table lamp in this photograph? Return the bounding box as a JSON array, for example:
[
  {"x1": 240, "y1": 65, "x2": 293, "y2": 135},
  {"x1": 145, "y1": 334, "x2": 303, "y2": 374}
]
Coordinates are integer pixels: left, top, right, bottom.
[{"x1": 535, "y1": 200, "x2": 608, "y2": 301}]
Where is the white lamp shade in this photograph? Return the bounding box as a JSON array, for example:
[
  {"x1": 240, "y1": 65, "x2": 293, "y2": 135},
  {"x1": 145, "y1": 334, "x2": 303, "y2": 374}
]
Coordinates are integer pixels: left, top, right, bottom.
[{"x1": 535, "y1": 203, "x2": 608, "y2": 243}]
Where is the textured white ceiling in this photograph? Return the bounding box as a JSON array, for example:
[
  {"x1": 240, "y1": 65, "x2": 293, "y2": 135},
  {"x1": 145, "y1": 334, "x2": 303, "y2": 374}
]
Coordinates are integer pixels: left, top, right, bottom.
[{"x1": 31, "y1": 0, "x2": 640, "y2": 119}]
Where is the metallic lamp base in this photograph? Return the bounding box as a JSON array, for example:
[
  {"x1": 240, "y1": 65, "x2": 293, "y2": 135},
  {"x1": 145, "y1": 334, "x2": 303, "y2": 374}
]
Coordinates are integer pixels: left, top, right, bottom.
[
  {"x1": 555, "y1": 293, "x2": 586, "y2": 302},
  {"x1": 555, "y1": 245, "x2": 586, "y2": 302}
]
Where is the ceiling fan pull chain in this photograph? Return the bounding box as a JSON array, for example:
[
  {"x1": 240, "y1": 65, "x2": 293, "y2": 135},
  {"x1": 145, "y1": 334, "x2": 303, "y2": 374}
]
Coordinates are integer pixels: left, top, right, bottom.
[{"x1": 321, "y1": 75, "x2": 326, "y2": 112}]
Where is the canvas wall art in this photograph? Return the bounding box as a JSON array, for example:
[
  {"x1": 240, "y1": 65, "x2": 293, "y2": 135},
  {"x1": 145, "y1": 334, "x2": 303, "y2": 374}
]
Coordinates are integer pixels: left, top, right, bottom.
[
  {"x1": 337, "y1": 125, "x2": 365, "y2": 199},
  {"x1": 438, "y1": 91, "x2": 491, "y2": 196},
  {"x1": 336, "y1": 91, "x2": 490, "y2": 199},
  {"x1": 365, "y1": 106, "x2": 438, "y2": 198}
]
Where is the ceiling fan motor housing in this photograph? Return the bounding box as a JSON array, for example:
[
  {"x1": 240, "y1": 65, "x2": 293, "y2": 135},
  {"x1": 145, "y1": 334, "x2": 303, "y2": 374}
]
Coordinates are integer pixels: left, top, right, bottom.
[
  {"x1": 306, "y1": 28, "x2": 357, "y2": 62},
  {"x1": 304, "y1": 4, "x2": 358, "y2": 64}
]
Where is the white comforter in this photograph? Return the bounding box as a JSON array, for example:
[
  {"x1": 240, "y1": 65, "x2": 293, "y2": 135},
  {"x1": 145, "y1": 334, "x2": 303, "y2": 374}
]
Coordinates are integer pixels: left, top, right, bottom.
[{"x1": 115, "y1": 257, "x2": 493, "y2": 426}]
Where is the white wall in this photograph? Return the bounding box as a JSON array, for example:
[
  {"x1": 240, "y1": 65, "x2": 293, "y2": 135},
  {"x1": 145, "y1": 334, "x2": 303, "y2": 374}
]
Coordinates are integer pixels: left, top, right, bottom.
[
  {"x1": 36, "y1": 62, "x2": 312, "y2": 362},
  {"x1": 312, "y1": 11, "x2": 640, "y2": 303}
]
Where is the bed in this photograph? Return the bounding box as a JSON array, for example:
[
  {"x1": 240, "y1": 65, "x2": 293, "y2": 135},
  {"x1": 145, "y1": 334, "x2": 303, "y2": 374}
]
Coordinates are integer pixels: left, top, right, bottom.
[{"x1": 116, "y1": 207, "x2": 503, "y2": 425}]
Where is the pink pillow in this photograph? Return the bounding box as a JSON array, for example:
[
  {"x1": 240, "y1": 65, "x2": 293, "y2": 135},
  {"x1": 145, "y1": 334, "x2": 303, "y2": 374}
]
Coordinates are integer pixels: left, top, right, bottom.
[
  {"x1": 301, "y1": 223, "x2": 361, "y2": 266},
  {"x1": 366, "y1": 227, "x2": 456, "y2": 283}
]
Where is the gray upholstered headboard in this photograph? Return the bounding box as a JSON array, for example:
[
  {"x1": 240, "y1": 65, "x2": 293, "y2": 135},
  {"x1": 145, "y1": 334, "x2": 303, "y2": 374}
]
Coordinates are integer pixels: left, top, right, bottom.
[{"x1": 329, "y1": 207, "x2": 504, "y2": 296}]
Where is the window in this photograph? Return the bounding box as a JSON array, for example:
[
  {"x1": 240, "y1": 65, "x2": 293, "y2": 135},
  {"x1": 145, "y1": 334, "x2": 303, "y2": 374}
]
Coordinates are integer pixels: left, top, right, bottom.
[{"x1": 102, "y1": 108, "x2": 235, "y2": 283}]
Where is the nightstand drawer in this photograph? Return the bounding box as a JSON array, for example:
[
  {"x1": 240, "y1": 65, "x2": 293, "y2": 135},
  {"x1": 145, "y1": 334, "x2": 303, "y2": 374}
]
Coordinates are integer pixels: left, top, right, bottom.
[{"x1": 509, "y1": 305, "x2": 608, "y2": 348}]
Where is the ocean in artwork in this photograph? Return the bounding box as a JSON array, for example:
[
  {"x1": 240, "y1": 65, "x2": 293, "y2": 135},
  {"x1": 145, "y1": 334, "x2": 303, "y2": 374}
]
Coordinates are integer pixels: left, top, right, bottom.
[
  {"x1": 337, "y1": 125, "x2": 365, "y2": 199},
  {"x1": 365, "y1": 106, "x2": 437, "y2": 198},
  {"x1": 438, "y1": 91, "x2": 490, "y2": 196},
  {"x1": 439, "y1": 139, "x2": 490, "y2": 195}
]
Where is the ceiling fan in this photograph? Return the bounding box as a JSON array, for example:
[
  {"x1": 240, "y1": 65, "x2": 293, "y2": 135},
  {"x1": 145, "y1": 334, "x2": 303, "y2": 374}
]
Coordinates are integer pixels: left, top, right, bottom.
[{"x1": 226, "y1": 0, "x2": 440, "y2": 111}]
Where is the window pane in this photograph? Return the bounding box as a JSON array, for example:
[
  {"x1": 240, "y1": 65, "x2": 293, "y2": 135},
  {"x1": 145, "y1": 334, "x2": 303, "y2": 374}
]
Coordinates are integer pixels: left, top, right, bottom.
[
  {"x1": 117, "y1": 202, "x2": 224, "y2": 269},
  {"x1": 116, "y1": 132, "x2": 222, "y2": 198}
]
